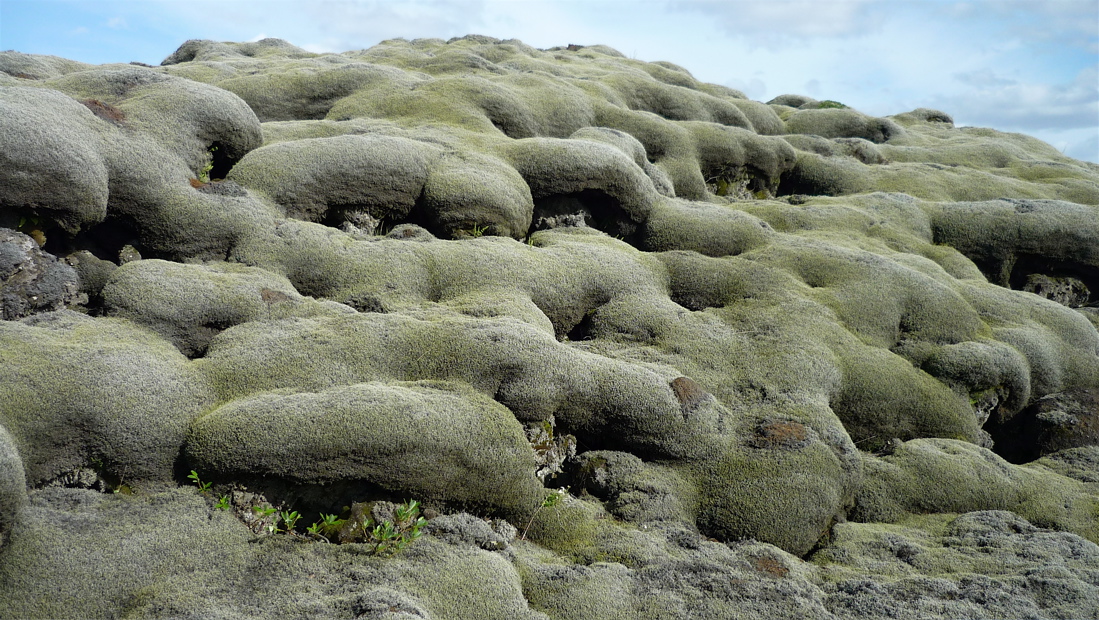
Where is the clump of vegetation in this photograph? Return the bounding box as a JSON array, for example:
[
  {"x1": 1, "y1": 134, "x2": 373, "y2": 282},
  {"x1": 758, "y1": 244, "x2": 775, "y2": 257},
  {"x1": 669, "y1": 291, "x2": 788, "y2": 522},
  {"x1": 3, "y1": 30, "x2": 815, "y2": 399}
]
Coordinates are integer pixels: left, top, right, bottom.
[
  {"x1": 455, "y1": 222, "x2": 489, "y2": 238},
  {"x1": 305, "y1": 500, "x2": 428, "y2": 555},
  {"x1": 187, "y1": 469, "x2": 231, "y2": 511},
  {"x1": 198, "y1": 145, "x2": 218, "y2": 183},
  {"x1": 815, "y1": 100, "x2": 848, "y2": 109},
  {"x1": 186, "y1": 471, "x2": 429, "y2": 556},
  {"x1": 15, "y1": 215, "x2": 46, "y2": 246}
]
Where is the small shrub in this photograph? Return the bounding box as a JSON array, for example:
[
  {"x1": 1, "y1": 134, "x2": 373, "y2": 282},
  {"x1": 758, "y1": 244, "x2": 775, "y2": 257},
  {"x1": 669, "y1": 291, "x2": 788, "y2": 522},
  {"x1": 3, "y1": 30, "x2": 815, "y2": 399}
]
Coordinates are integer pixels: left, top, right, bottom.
[{"x1": 187, "y1": 470, "x2": 212, "y2": 494}]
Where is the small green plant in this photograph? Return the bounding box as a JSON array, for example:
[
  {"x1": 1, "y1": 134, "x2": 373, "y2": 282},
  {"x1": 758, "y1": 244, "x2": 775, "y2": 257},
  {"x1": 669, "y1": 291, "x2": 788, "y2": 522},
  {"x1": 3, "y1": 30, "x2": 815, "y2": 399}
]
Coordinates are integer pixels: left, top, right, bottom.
[
  {"x1": 198, "y1": 145, "x2": 217, "y2": 182},
  {"x1": 280, "y1": 510, "x2": 302, "y2": 533},
  {"x1": 252, "y1": 505, "x2": 280, "y2": 535},
  {"x1": 303, "y1": 512, "x2": 347, "y2": 542},
  {"x1": 306, "y1": 522, "x2": 323, "y2": 536},
  {"x1": 457, "y1": 222, "x2": 489, "y2": 238},
  {"x1": 371, "y1": 520, "x2": 400, "y2": 555},
  {"x1": 385, "y1": 499, "x2": 427, "y2": 555},
  {"x1": 319, "y1": 513, "x2": 347, "y2": 536},
  {"x1": 214, "y1": 495, "x2": 231, "y2": 511},
  {"x1": 520, "y1": 489, "x2": 566, "y2": 541},
  {"x1": 303, "y1": 500, "x2": 427, "y2": 554},
  {"x1": 253, "y1": 505, "x2": 277, "y2": 518},
  {"x1": 187, "y1": 470, "x2": 212, "y2": 495}
]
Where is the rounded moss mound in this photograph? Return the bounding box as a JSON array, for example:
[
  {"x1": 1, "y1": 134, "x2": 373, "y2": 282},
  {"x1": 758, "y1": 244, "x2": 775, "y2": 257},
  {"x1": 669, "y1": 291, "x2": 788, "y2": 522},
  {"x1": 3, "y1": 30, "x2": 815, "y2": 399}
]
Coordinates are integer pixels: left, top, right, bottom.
[
  {"x1": 186, "y1": 380, "x2": 545, "y2": 516},
  {"x1": 853, "y1": 438, "x2": 1099, "y2": 542},
  {"x1": 0, "y1": 311, "x2": 213, "y2": 485},
  {"x1": 784, "y1": 108, "x2": 905, "y2": 144}
]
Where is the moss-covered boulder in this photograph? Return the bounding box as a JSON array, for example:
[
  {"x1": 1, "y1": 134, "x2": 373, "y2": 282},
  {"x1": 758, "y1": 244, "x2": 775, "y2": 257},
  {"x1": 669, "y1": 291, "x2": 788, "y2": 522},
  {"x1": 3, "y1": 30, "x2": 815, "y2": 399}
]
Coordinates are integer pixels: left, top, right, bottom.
[
  {"x1": 102, "y1": 258, "x2": 350, "y2": 357},
  {"x1": 0, "y1": 88, "x2": 111, "y2": 233},
  {"x1": 853, "y1": 438, "x2": 1099, "y2": 542},
  {"x1": 0, "y1": 486, "x2": 549, "y2": 619},
  {"x1": 812, "y1": 511, "x2": 1099, "y2": 619},
  {"x1": 0, "y1": 311, "x2": 213, "y2": 484},
  {"x1": 186, "y1": 381, "x2": 545, "y2": 516},
  {"x1": 1, "y1": 33, "x2": 1098, "y2": 618}
]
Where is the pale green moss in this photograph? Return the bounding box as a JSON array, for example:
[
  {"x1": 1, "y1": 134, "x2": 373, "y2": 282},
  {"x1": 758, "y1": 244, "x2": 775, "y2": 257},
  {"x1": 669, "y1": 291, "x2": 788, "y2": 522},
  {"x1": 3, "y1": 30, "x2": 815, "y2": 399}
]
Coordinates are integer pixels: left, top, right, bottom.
[
  {"x1": 0, "y1": 312, "x2": 213, "y2": 485},
  {"x1": 853, "y1": 438, "x2": 1099, "y2": 542}
]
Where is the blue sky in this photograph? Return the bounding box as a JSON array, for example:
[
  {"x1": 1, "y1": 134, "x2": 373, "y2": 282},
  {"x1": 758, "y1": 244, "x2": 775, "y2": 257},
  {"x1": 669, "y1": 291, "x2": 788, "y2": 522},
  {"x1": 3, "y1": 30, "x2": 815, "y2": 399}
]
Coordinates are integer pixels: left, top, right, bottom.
[{"x1": 2, "y1": 0, "x2": 1097, "y2": 162}]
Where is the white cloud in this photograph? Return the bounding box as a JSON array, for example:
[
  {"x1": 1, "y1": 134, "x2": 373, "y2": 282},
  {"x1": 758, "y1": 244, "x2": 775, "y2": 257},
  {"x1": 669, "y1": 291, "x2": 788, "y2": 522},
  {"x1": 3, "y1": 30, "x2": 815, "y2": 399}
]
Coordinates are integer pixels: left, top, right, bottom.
[
  {"x1": 248, "y1": 33, "x2": 268, "y2": 42},
  {"x1": 945, "y1": 0, "x2": 1099, "y2": 53},
  {"x1": 672, "y1": 0, "x2": 887, "y2": 47},
  {"x1": 106, "y1": 16, "x2": 127, "y2": 29},
  {"x1": 937, "y1": 64, "x2": 1099, "y2": 132},
  {"x1": 954, "y1": 68, "x2": 1018, "y2": 89}
]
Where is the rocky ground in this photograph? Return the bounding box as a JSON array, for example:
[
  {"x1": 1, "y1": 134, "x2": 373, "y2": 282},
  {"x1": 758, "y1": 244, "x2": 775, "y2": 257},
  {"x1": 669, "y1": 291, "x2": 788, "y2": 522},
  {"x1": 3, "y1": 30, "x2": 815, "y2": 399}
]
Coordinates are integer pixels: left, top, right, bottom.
[{"x1": 1, "y1": 35, "x2": 1098, "y2": 619}]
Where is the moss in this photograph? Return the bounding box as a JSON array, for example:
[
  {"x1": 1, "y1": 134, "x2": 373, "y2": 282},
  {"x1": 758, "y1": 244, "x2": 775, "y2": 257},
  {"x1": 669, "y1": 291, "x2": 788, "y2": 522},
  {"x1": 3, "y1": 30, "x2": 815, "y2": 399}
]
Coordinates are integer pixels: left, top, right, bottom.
[
  {"x1": 0, "y1": 87, "x2": 111, "y2": 233},
  {"x1": 185, "y1": 380, "x2": 545, "y2": 517},
  {"x1": 691, "y1": 437, "x2": 850, "y2": 556},
  {"x1": 747, "y1": 236, "x2": 988, "y2": 349},
  {"x1": 831, "y1": 346, "x2": 980, "y2": 446},
  {"x1": 0, "y1": 312, "x2": 213, "y2": 485},
  {"x1": 0, "y1": 425, "x2": 26, "y2": 544},
  {"x1": 393, "y1": 537, "x2": 544, "y2": 619},
  {"x1": 853, "y1": 438, "x2": 1099, "y2": 542},
  {"x1": 811, "y1": 508, "x2": 1099, "y2": 596},
  {"x1": 0, "y1": 487, "x2": 252, "y2": 619},
  {"x1": 227, "y1": 134, "x2": 441, "y2": 223},
  {"x1": 785, "y1": 108, "x2": 904, "y2": 143},
  {"x1": 640, "y1": 197, "x2": 775, "y2": 256},
  {"x1": 8, "y1": 37, "x2": 1099, "y2": 611},
  {"x1": 102, "y1": 259, "x2": 340, "y2": 357},
  {"x1": 0, "y1": 486, "x2": 546, "y2": 619},
  {"x1": 920, "y1": 339, "x2": 1031, "y2": 419},
  {"x1": 521, "y1": 495, "x2": 605, "y2": 559}
]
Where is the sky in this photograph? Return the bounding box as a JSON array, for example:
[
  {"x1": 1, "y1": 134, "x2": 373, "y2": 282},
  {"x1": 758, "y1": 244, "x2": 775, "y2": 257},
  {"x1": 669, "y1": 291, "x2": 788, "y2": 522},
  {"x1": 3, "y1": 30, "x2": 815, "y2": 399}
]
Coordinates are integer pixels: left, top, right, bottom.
[{"x1": 2, "y1": 0, "x2": 1097, "y2": 163}]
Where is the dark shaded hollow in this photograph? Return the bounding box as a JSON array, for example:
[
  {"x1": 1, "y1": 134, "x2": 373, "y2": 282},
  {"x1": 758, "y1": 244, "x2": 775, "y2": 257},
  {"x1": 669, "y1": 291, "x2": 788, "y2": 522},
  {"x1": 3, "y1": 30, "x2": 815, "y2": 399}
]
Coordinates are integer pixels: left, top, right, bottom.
[
  {"x1": 530, "y1": 189, "x2": 637, "y2": 240},
  {"x1": 207, "y1": 141, "x2": 235, "y2": 181},
  {"x1": 986, "y1": 387, "x2": 1099, "y2": 464},
  {"x1": 52, "y1": 215, "x2": 143, "y2": 264},
  {"x1": 171, "y1": 467, "x2": 518, "y2": 529},
  {"x1": 1008, "y1": 253, "x2": 1098, "y2": 305},
  {"x1": 775, "y1": 164, "x2": 839, "y2": 198}
]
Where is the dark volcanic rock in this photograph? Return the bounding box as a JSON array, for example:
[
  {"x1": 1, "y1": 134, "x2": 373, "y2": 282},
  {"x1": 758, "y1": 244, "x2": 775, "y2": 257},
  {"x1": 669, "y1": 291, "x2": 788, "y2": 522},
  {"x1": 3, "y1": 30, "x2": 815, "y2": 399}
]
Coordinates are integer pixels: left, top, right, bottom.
[{"x1": 0, "y1": 228, "x2": 83, "y2": 319}]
